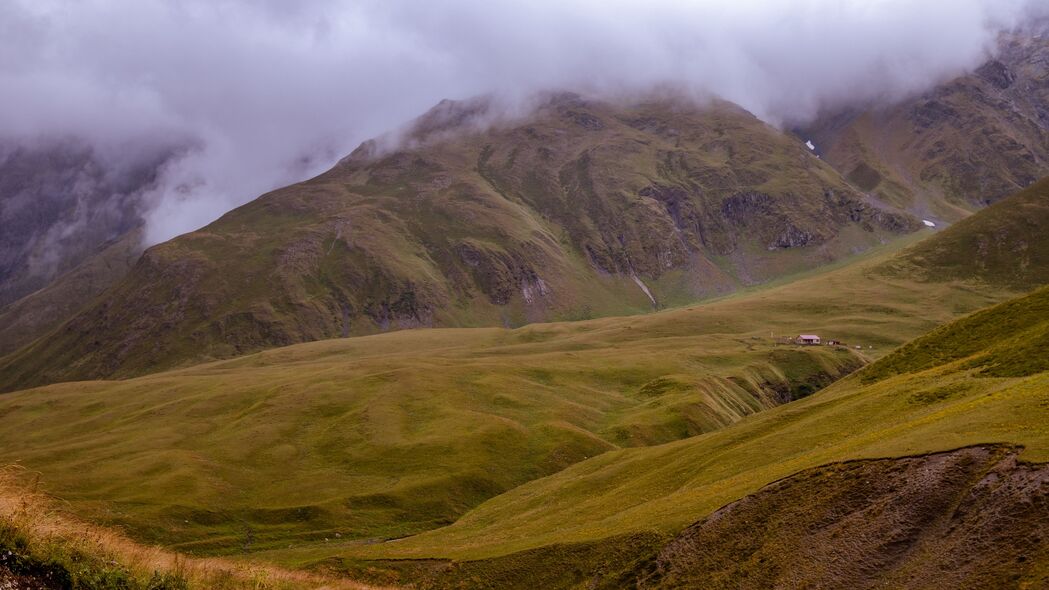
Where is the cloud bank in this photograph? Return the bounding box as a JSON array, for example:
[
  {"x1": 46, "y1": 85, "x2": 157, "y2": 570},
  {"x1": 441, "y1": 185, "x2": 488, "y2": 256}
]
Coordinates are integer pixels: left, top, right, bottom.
[{"x1": 1, "y1": 0, "x2": 1045, "y2": 246}]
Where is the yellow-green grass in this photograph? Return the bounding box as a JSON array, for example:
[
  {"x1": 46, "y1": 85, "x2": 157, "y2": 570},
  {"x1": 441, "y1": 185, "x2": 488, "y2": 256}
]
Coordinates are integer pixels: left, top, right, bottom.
[
  {"x1": 274, "y1": 368, "x2": 1049, "y2": 564},
  {"x1": 0, "y1": 240, "x2": 1010, "y2": 562},
  {"x1": 286, "y1": 287, "x2": 1049, "y2": 566},
  {"x1": 0, "y1": 332, "x2": 854, "y2": 556}
]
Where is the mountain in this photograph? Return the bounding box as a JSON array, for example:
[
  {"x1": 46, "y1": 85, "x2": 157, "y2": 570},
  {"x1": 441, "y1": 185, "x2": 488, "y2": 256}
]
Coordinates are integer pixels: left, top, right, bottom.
[
  {"x1": 0, "y1": 229, "x2": 142, "y2": 357},
  {"x1": 0, "y1": 159, "x2": 1043, "y2": 589},
  {"x1": 0, "y1": 140, "x2": 163, "y2": 307},
  {"x1": 802, "y1": 24, "x2": 1049, "y2": 220},
  {"x1": 0, "y1": 94, "x2": 917, "y2": 388}
]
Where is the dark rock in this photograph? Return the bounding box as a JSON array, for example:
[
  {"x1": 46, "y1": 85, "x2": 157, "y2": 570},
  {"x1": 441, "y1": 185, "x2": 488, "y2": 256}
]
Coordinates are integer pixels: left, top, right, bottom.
[{"x1": 976, "y1": 60, "x2": 1017, "y2": 90}]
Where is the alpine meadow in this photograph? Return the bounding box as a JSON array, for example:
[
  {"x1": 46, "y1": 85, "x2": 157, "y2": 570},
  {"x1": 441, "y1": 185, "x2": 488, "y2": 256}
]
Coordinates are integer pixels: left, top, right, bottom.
[{"x1": 1, "y1": 3, "x2": 1048, "y2": 589}]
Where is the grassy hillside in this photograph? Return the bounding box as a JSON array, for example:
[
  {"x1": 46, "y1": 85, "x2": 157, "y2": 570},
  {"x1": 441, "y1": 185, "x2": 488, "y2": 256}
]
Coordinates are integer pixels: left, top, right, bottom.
[
  {"x1": 328, "y1": 446, "x2": 1048, "y2": 590},
  {"x1": 0, "y1": 239, "x2": 1009, "y2": 560},
  {"x1": 304, "y1": 285, "x2": 1049, "y2": 574},
  {"x1": 878, "y1": 175, "x2": 1049, "y2": 290},
  {"x1": 0, "y1": 94, "x2": 918, "y2": 390},
  {"x1": 0, "y1": 315, "x2": 859, "y2": 556}
]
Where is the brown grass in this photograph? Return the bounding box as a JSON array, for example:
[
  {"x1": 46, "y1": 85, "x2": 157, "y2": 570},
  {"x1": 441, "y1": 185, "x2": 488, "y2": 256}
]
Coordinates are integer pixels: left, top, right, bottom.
[{"x1": 0, "y1": 466, "x2": 391, "y2": 590}]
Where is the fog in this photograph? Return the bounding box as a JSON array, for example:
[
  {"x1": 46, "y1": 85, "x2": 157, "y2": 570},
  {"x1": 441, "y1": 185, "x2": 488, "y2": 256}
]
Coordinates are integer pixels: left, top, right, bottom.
[{"x1": 1, "y1": 0, "x2": 1046, "y2": 246}]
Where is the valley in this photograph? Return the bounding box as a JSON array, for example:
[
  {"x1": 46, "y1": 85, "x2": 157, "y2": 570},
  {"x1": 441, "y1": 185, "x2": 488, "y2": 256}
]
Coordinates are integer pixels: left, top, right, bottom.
[
  {"x1": 0, "y1": 227, "x2": 1019, "y2": 556},
  {"x1": 1, "y1": 17, "x2": 1048, "y2": 588}
]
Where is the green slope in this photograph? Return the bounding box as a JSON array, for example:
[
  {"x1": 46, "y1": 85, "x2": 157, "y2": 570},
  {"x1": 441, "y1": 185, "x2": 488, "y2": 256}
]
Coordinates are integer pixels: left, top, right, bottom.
[
  {"x1": 878, "y1": 175, "x2": 1049, "y2": 290},
  {"x1": 315, "y1": 285, "x2": 1049, "y2": 569},
  {"x1": 0, "y1": 331, "x2": 853, "y2": 555}
]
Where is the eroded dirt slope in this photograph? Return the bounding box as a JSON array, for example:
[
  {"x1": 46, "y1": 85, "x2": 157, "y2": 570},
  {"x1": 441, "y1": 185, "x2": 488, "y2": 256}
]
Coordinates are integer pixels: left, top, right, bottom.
[{"x1": 632, "y1": 446, "x2": 1048, "y2": 590}]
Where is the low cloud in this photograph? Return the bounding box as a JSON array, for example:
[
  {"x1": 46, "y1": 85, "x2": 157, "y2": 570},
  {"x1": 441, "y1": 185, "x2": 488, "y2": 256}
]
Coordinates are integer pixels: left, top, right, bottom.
[{"x1": 1, "y1": 0, "x2": 1045, "y2": 246}]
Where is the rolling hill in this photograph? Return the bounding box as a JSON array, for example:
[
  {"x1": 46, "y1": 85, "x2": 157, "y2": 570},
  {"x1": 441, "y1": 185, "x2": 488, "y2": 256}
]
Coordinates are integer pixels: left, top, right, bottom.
[
  {"x1": 314, "y1": 284, "x2": 1049, "y2": 590},
  {"x1": 877, "y1": 175, "x2": 1049, "y2": 290},
  {"x1": 0, "y1": 94, "x2": 919, "y2": 389}
]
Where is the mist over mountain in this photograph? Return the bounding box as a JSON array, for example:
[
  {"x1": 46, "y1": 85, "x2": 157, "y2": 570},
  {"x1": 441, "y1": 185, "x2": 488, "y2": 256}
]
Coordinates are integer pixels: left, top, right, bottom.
[
  {"x1": 2, "y1": 0, "x2": 1046, "y2": 261},
  {"x1": 0, "y1": 139, "x2": 172, "y2": 306}
]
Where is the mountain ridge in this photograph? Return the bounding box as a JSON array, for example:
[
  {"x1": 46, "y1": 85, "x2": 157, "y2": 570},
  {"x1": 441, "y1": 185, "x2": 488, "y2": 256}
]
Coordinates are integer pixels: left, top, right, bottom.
[{"x1": 0, "y1": 94, "x2": 917, "y2": 389}]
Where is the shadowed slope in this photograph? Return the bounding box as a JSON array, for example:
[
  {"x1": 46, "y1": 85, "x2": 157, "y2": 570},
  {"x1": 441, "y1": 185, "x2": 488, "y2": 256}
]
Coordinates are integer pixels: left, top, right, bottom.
[{"x1": 0, "y1": 229, "x2": 144, "y2": 356}]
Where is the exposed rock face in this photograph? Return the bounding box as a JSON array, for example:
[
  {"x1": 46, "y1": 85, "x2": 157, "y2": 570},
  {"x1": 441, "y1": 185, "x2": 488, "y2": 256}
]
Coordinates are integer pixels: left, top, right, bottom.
[
  {"x1": 632, "y1": 446, "x2": 1049, "y2": 590},
  {"x1": 0, "y1": 94, "x2": 916, "y2": 386},
  {"x1": 976, "y1": 59, "x2": 1017, "y2": 90}
]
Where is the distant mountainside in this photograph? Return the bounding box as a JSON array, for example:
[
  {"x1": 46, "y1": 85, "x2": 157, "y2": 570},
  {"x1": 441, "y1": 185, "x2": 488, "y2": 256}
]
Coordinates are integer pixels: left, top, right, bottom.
[
  {"x1": 0, "y1": 141, "x2": 162, "y2": 307},
  {"x1": 0, "y1": 229, "x2": 142, "y2": 356},
  {"x1": 803, "y1": 25, "x2": 1049, "y2": 220},
  {"x1": 0, "y1": 95, "x2": 917, "y2": 385}
]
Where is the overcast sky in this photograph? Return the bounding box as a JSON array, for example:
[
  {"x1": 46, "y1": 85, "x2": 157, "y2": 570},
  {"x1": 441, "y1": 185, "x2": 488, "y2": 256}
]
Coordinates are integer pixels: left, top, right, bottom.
[{"x1": 2, "y1": 0, "x2": 1045, "y2": 245}]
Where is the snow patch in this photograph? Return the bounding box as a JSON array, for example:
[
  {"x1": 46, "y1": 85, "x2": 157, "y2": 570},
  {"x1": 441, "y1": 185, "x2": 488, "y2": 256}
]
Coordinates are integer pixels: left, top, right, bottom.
[
  {"x1": 631, "y1": 273, "x2": 657, "y2": 306},
  {"x1": 805, "y1": 140, "x2": 816, "y2": 151},
  {"x1": 922, "y1": 219, "x2": 936, "y2": 228}
]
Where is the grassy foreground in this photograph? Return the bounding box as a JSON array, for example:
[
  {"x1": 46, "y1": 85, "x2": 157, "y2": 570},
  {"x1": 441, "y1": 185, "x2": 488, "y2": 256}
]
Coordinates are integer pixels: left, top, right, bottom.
[{"x1": 0, "y1": 467, "x2": 384, "y2": 589}]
